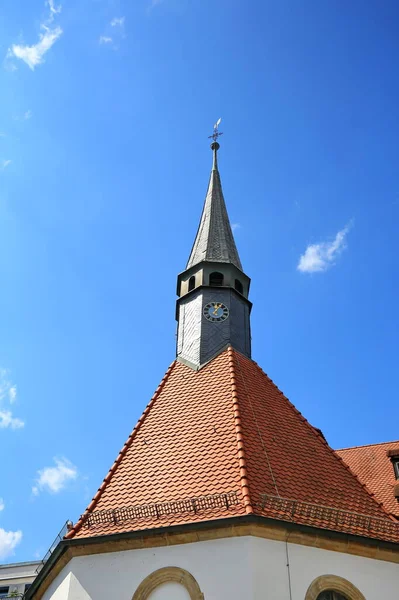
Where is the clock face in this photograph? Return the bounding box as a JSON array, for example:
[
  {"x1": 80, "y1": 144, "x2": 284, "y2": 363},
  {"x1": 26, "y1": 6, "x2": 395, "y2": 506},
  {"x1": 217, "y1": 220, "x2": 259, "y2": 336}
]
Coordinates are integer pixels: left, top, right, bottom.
[{"x1": 203, "y1": 302, "x2": 229, "y2": 322}]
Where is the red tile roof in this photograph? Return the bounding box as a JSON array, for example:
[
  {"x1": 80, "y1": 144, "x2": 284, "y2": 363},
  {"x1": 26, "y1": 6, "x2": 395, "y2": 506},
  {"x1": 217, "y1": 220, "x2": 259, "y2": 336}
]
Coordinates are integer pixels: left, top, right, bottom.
[
  {"x1": 66, "y1": 348, "x2": 399, "y2": 543},
  {"x1": 337, "y1": 441, "x2": 399, "y2": 519}
]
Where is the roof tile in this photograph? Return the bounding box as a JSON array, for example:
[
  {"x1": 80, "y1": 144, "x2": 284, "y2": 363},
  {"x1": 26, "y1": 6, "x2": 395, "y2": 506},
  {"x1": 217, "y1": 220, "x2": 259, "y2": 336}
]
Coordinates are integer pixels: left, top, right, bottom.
[
  {"x1": 67, "y1": 348, "x2": 399, "y2": 543},
  {"x1": 337, "y1": 441, "x2": 399, "y2": 518}
]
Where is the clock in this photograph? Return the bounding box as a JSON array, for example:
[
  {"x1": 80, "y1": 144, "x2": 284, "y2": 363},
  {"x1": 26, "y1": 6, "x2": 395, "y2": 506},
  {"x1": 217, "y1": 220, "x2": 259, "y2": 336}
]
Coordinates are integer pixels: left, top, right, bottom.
[{"x1": 203, "y1": 302, "x2": 229, "y2": 322}]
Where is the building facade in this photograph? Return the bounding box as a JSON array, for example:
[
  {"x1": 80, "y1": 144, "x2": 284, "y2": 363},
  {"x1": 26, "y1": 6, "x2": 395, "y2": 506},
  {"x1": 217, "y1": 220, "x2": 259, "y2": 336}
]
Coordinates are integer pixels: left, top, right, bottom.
[
  {"x1": 27, "y1": 137, "x2": 399, "y2": 600},
  {"x1": 0, "y1": 562, "x2": 41, "y2": 598}
]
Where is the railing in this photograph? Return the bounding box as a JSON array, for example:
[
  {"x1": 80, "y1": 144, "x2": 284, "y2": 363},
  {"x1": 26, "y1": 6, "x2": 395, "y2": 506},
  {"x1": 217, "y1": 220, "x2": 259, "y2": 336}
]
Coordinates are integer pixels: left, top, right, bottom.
[
  {"x1": 257, "y1": 493, "x2": 399, "y2": 542},
  {"x1": 35, "y1": 521, "x2": 70, "y2": 574},
  {"x1": 84, "y1": 491, "x2": 240, "y2": 528},
  {"x1": 32, "y1": 492, "x2": 399, "y2": 576}
]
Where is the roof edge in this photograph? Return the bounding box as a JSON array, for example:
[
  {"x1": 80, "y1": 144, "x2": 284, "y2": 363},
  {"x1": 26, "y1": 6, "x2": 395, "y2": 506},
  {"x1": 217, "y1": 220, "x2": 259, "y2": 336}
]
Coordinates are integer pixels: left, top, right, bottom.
[
  {"x1": 66, "y1": 360, "x2": 178, "y2": 539},
  {"x1": 337, "y1": 440, "x2": 399, "y2": 452},
  {"x1": 227, "y1": 347, "x2": 253, "y2": 514},
  {"x1": 246, "y1": 355, "x2": 398, "y2": 523}
]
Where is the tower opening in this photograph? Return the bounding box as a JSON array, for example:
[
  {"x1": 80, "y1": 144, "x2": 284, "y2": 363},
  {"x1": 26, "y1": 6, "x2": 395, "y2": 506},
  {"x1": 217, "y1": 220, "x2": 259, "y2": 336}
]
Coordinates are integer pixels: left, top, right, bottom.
[
  {"x1": 188, "y1": 275, "x2": 196, "y2": 291},
  {"x1": 234, "y1": 279, "x2": 243, "y2": 294},
  {"x1": 209, "y1": 272, "x2": 224, "y2": 287}
]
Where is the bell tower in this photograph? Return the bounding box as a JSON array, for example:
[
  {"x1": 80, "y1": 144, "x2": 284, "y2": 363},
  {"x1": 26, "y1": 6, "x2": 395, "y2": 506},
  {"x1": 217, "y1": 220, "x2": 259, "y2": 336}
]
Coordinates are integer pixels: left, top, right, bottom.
[{"x1": 176, "y1": 136, "x2": 252, "y2": 368}]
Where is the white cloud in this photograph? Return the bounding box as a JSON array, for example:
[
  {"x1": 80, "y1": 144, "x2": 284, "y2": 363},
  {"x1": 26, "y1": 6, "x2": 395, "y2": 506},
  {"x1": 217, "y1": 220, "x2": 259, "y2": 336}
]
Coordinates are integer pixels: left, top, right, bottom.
[
  {"x1": 6, "y1": 1, "x2": 62, "y2": 70},
  {"x1": 0, "y1": 499, "x2": 4, "y2": 511},
  {"x1": 111, "y1": 17, "x2": 125, "y2": 27},
  {"x1": 1, "y1": 160, "x2": 12, "y2": 170},
  {"x1": 0, "y1": 370, "x2": 24, "y2": 430},
  {"x1": 47, "y1": 0, "x2": 62, "y2": 20},
  {"x1": 9, "y1": 26, "x2": 63, "y2": 70},
  {"x1": 0, "y1": 410, "x2": 24, "y2": 429},
  {"x1": 100, "y1": 16, "x2": 126, "y2": 47},
  {"x1": 297, "y1": 223, "x2": 352, "y2": 274},
  {"x1": 0, "y1": 529, "x2": 22, "y2": 560},
  {"x1": 0, "y1": 370, "x2": 15, "y2": 401},
  {"x1": 231, "y1": 223, "x2": 240, "y2": 232},
  {"x1": 12, "y1": 110, "x2": 32, "y2": 121},
  {"x1": 9, "y1": 386, "x2": 17, "y2": 403},
  {"x1": 33, "y1": 457, "x2": 78, "y2": 495}
]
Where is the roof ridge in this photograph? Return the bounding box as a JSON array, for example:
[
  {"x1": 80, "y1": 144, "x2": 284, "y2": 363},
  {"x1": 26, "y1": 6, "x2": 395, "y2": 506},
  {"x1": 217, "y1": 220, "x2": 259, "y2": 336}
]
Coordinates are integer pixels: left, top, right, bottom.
[
  {"x1": 231, "y1": 350, "x2": 282, "y2": 498},
  {"x1": 244, "y1": 355, "x2": 396, "y2": 523},
  {"x1": 337, "y1": 440, "x2": 399, "y2": 451},
  {"x1": 66, "y1": 360, "x2": 177, "y2": 539},
  {"x1": 227, "y1": 347, "x2": 253, "y2": 514}
]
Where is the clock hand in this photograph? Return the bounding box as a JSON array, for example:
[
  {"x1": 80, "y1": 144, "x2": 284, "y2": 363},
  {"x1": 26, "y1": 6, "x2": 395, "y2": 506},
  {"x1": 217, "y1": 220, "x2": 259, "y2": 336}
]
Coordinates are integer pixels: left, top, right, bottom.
[{"x1": 212, "y1": 303, "x2": 222, "y2": 316}]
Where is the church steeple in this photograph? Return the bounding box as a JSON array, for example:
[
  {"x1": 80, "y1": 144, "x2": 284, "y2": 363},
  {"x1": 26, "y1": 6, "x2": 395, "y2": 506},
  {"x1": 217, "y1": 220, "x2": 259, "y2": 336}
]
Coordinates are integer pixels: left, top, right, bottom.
[
  {"x1": 176, "y1": 133, "x2": 252, "y2": 369},
  {"x1": 186, "y1": 142, "x2": 243, "y2": 271}
]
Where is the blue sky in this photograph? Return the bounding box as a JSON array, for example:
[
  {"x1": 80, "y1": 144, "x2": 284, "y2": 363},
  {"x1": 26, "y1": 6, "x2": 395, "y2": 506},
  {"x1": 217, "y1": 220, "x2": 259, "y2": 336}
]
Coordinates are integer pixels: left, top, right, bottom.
[{"x1": 1, "y1": 0, "x2": 399, "y2": 562}]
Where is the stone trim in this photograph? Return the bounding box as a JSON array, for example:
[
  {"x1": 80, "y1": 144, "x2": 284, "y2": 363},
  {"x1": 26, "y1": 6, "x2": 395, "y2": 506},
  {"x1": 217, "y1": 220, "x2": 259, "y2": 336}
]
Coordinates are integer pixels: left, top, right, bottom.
[
  {"x1": 28, "y1": 519, "x2": 399, "y2": 599},
  {"x1": 132, "y1": 567, "x2": 204, "y2": 600},
  {"x1": 305, "y1": 575, "x2": 366, "y2": 600}
]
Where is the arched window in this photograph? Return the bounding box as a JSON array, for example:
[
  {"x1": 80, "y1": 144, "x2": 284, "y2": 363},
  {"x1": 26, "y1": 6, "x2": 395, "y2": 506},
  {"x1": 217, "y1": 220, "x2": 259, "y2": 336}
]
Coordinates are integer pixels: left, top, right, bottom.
[
  {"x1": 188, "y1": 275, "x2": 195, "y2": 291},
  {"x1": 234, "y1": 279, "x2": 243, "y2": 294},
  {"x1": 209, "y1": 271, "x2": 224, "y2": 286},
  {"x1": 133, "y1": 567, "x2": 204, "y2": 600},
  {"x1": 317, "y1": 593, "x2": 348, "y2": 600},
  {"x1": 305, "y1": 575, "x2": 365, "y2": 600}
]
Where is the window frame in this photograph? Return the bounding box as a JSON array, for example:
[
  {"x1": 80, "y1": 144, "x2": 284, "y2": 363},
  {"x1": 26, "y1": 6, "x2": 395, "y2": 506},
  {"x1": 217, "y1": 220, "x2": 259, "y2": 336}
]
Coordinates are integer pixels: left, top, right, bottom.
[{"x1": 305, "y1": 575, "x2": 365, "y2": 600}]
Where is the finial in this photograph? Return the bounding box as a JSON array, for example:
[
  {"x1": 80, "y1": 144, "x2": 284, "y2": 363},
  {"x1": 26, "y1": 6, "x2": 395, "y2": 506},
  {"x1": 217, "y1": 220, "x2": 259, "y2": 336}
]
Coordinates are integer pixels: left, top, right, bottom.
[
  {"x1": 208, "y1": 118, "x2": 222, "y2": 170},
  {"x1": 208, "y1": 117, "x2": 223, "y2": 145}
]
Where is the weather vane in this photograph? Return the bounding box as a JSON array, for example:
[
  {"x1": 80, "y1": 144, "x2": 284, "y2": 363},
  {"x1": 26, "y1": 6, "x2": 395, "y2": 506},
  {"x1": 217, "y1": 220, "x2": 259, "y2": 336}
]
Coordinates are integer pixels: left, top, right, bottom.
[{"x1": 208, "y1": 117, "x2": 223, "y2": 143}]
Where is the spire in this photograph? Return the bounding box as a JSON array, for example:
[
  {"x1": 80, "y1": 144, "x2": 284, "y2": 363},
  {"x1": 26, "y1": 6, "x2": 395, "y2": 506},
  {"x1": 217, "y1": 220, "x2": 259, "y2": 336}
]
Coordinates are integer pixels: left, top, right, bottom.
[{"x1": 186, "y1": 141, "x2": 243, "y2": 271}]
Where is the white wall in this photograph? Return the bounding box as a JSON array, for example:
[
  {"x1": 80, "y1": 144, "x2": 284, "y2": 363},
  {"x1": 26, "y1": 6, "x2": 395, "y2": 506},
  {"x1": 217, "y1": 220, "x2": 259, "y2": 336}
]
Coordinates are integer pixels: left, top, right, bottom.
[
  {"x1": 251, "y1": 536, "x2": 399, "y2": 600},
  {"x1": 148, "y1": 582, "x2": 191, "y2": 599},
  {"x1": 42, "y1": 535, "x2": 399, "y2": 600}
]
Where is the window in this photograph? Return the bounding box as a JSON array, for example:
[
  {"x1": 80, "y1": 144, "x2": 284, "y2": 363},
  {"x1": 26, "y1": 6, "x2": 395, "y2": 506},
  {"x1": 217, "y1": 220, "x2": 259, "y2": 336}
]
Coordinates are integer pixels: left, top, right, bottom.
[
  {"x1": 317, "y1": 593, "x2": 348, "y2": 600},
  {"x1": 393, "y1": 458, "x2": 399, "y2": 479},
  {"x1": 133, "y1": 566, "x2": 204, "y2": 600},
  {"x1": 234, "y1": 279, "x2": 243, "y2": 294},
  {"x1": 209, "y1": 272, "x2": 224, "y2": 286},
  {"x1": 0, "y1": 587, "x2": 9, "y2": 599},
  {"x1": 306, "y1": 575, "x2": 364, "y2": 600},
  {"x1": 25, "y1": 584, "x2": 32, "y2": 592},
  {"x1": 188, "y1": 276, "x2": 195, "y2": 292}
]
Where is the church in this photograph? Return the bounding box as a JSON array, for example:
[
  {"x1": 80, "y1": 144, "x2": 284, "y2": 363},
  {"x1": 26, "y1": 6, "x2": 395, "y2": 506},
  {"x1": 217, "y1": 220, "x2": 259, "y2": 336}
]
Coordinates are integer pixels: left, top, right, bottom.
[{"x1": 26, "y1": 133, "x2": 399, "y2": 600}]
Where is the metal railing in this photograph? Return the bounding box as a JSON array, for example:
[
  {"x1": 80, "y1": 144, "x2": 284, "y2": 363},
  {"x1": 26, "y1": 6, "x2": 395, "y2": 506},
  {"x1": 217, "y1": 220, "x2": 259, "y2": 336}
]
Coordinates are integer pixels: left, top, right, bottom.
[
  {"x1": 35, "y1": 521, "x2": 70, "y2": 574},
  {"x1": 257, "y1": 493, "x2": 399, "y2": 542},
  {"x1": 84, "y1": 491, "x2": 240, "y2": 528}
]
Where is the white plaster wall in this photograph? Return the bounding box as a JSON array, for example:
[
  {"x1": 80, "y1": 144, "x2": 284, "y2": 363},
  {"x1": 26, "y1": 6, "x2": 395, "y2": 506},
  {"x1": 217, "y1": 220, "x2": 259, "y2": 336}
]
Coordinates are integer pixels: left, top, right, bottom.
[
  {"x1": 42, "y1": 536, "x2": 252, "y2": 600},
  {"x1": 251, "y1": 536, "x2": 399, "y2": 600},
  {"x1": 148, "y1": 582, "x2": 191, "y2": 599},
  {"x1": 45, "y1": 572, "x2": 71, "y2": 600},
  {"x1": 42, "y1": 535, "x2": 399, "y2": 600}
]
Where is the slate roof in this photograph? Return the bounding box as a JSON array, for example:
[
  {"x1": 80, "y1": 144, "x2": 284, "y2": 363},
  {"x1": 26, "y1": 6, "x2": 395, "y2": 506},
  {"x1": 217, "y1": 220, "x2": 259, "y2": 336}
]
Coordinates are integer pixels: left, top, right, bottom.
[
  {"x1": 66, "y1": 348, "x2": 399, "y2": 543},
  {"x1": 186, "y1": 145, "x2": 243, "y2": 270},
  {"x1": 337, "y1": 441, "x2": 399, "y2": 519}
]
